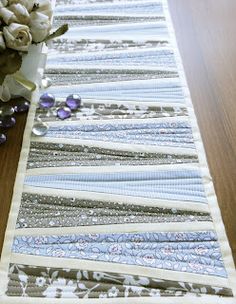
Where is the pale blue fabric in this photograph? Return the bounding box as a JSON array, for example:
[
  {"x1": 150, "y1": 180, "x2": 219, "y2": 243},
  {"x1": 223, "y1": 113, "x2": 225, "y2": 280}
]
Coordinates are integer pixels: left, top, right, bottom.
[
  {"x1": 55, "y1": 1, "x2": 164, "y2": 16},
  {"x1": 25, "y1": 169, "x2": 207, "y2": 203},
  {"x1": 47, "y1": 49, "x2": 176, "y2": 68},
  {"x1": 64, "y1": 23, "x2": 169, "y2": 40},
  {"x1": 12, "y1": 231, "x2": 227, "y2": 278},
  {"x1": 47, "y1": 79, "x2": 184, "y2": 102},
  {"x1": 44, "y1": 121, "x2": 194, "y2": 148}
]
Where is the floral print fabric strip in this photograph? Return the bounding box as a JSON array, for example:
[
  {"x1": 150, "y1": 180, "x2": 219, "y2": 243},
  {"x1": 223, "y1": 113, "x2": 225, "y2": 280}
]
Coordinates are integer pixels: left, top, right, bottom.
[
  {"x1": 7, "y1": 264, "x2": 233, "y2": 298},
  {"x1": 42, "y1": 121, "x2": 195, "y2": 148},
  {"x1": 36, "y1": 103, "x2": 187, "y2": 122},
  {"x1": 12, "y1": 231, "x2": 227, "y2": 277},
  {"x1": 50, "y1": 38, "x2": 169, "y2": 54}
]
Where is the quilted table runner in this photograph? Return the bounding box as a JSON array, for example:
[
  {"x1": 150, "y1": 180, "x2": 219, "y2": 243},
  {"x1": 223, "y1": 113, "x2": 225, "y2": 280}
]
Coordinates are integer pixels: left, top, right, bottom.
[{"x1": 0, "y1": 0, "x2": 236, "y2": 303}]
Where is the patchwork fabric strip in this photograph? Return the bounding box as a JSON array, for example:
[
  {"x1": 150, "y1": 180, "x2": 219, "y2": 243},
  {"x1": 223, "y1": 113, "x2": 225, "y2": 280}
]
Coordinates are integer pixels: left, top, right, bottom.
[
  {"x1": 0, "y1": 0, "x2": 236, "y2": 303},
  {"x1": 12, "y1": 231, "x2": 226, "y2": 277},
  {"x1": 27, "y1": 142, "x2": 197, "y2": 169},
  {"x1": 17, "y1": 192, "x2": 210, "y2": 228},
  {"x1": 7, "y1": 264, "x2": 233, "y2": 298},
  {"x1": 36, "y1": 103, "x2": 188, "y2": 121}
]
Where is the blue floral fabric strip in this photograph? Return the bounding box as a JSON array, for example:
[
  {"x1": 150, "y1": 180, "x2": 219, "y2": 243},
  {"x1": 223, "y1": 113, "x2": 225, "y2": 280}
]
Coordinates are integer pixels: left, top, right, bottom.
[
  {"x1": 44, "y1": 121, "x2": 194, "y2": 148},
  {"x1": 12, "y1": 231, "x2": 227, "y2": 278}
]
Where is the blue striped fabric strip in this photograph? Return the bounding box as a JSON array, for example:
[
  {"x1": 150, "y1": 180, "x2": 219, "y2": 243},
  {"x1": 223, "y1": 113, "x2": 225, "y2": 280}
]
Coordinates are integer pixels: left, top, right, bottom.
[{"x1": 25, "y1": 169, "x2": 207, "y2": 203}]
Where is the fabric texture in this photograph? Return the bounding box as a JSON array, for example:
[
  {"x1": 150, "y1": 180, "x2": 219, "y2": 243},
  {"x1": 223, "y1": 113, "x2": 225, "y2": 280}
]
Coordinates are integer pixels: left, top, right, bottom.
[
  {"x1": 7, "y1": 263, "x2": 233, "y2": 298},
  {"x1": 0, "y1": 0, "x2": 235, "y2": 303}
]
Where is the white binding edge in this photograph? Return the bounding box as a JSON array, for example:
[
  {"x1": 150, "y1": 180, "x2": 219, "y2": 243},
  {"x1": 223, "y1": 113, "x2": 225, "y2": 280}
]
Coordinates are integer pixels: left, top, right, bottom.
[
  {"x1": 2, "y1": 295, "x2": 235, "y2": 304},
  {"x1": 0, "y1": 0, "x2": 235, "y2": 302}
]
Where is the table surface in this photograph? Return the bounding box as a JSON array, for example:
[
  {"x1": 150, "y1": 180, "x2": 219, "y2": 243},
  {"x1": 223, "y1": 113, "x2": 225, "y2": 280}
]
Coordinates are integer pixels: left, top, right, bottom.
[{"x1": 0, "y1": 0, "x2": 236, "y2": 264}]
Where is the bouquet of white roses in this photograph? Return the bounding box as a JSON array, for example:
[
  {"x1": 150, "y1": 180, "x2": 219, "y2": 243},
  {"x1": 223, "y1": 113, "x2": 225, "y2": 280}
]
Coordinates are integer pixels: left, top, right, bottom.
[{"x1": 0, "y1": 0, "x2": 68, "y2": 101}]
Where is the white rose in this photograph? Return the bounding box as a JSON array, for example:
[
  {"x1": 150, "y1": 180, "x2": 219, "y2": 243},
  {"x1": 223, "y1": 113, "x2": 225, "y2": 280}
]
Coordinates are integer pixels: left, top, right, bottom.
[
  {"x1": 0, "y1": 0, "x2": 7, "y2": 8},
  {"x1": 9, "y1": 3, "x2": 30, "y2": 24},
  {"x1": 0, "y1": 31, "x2": 6, "y2": 51},
  {"x1": 0, "y1": 7, "x2": 15, "y2": 24},
  {"x1": 29, "y1": 11, "x2": 51, "y2": 43},
  {"x1": 0, "y1": 4, "x2": 30, "y2": 25},
  {"x1": 34, "y1": 0, "x2": 52, "y2": 19},
  {"x1": 8, "y1": 0, "x2": 35, "y2": 12},
  {"x1": 0, "y1": 0, "x2": 7, "y2": 25},
  {"x1": 3, "y1": 22, "x2": 32, "y2": 51}
]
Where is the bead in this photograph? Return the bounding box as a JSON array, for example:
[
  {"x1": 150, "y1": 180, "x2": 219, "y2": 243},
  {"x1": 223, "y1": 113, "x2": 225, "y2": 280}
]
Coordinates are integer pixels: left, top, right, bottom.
[
  {"x1": 66, "y1": 94, "x2": 81, "y2": 110},
  {"x1": 0, "y1": 116, "x2": 16, "y2": 128},
  {"x1": 0, "y1": 133, "x2": 6, "y2": 144},
  {"x1": 57, "y1": 106, "x2": 71, "y2": 120},
  {"x1": 32, "y1": 122, "x2": 49, "y2": 136},
  {"x1": 0, "y1": 105, "x2": 14, "y2": 117},
  {"x1": 39, "y1": 93, "x2": 55, "y2": 108},
  {"x1": 14, "y1": 100, "x2": 30, "y2": 113},
  {"x1": 41, "y1": 77, "x2": 52, "y2": 89}
]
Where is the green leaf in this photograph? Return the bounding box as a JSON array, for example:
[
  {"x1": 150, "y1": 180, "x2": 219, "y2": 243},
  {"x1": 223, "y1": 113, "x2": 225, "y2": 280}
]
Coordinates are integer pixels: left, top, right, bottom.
[
  {"x1": 44, "y1": 24, "x2": 69, "y2": 42},
  {"x1": 0, "y1": 49, "x2": 22, "y2": 76},
  {"x1": 13, "y1": 71, "x2": 36, "y2": 92}
]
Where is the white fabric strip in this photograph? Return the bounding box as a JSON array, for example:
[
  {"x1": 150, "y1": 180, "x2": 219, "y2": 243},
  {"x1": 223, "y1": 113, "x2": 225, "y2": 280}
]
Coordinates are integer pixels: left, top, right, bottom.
[
  {"x1": 14, "y1": 221, "x2": 214, "y2": 236},
  {"x1": 46, "y1": 63, "x2": 178, "y2": 70},
  {"x1": 1, "y1": 295, "x2": 235, "y2": 304},
  {"x1": 25, "y1": 163, "x2": 202, "y2": 175},
  {"x1": 64, "y1": 21, "x2": 168, "y2": 30},
  {"x1": 47, "y1": 67, "x2": 179, "y2": 74},
  {"x1": 52, "y1": 98, "x2": 187, "y2": 108},
  {"x1": 54, "y1": 0, "x2": 164, "y2": 18},
  {"x1": 61, "y1": 31, "x2": 169, "y2": 41}
]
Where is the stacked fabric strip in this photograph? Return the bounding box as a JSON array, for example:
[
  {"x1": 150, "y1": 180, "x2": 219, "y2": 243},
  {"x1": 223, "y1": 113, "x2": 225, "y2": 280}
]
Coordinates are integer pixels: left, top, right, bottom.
[{"x1": 0, "y1": 0, "x2": 236, "y2": 303}]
